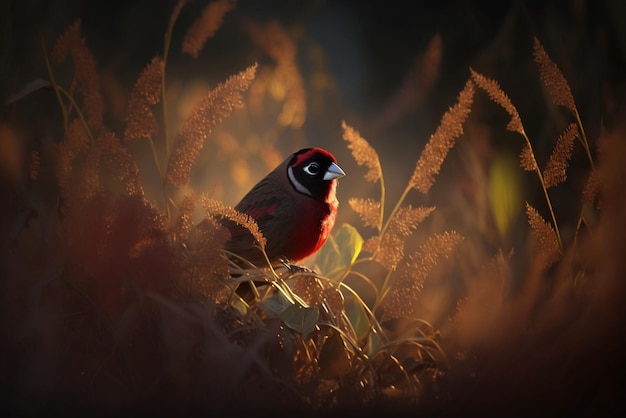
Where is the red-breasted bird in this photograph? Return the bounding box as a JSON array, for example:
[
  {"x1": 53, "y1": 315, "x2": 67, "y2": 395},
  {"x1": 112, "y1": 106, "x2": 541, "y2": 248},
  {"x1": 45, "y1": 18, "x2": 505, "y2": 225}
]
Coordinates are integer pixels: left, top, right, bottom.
[{"x1": 224, "y1": 147, "x2": 345, "y2": 267}]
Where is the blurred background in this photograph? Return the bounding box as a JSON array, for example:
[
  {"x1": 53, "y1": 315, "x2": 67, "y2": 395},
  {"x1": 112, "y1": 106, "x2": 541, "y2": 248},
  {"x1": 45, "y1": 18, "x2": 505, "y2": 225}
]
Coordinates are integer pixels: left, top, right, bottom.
[
  {"x1": 2, "y1": 0, "x2": 626, "y2": 414},
  {"x1": 3, "y1": 0, "x2": 624, "y2": 297}
]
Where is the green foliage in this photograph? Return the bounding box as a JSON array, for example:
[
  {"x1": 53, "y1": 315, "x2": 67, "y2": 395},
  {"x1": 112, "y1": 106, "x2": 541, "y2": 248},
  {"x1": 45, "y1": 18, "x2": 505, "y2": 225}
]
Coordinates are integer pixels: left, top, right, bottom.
[{"x1": 314, "y1": 223, "x2": 364, "y2": 278}]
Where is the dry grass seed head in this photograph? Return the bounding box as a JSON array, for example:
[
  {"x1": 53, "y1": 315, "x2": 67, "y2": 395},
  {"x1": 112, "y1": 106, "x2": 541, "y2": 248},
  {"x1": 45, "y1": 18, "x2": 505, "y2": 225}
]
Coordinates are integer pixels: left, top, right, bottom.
[
  {"x1": 348, "y1": 197, "x2": 381, "y2": 229},
  {"x1": 388, "y1": 205, "x2": 435, "y2": 237},
  {"x1": 533, "y1": 37, "x2": 577, "y2": 113},
  {"x1": 166, "y1": 64, "x2": 257, "y2": 187},
  {"x1": 470, "y1": 68, "x2": 524, "y2": 135},
  {"x1": 52, "y1": 19, "x2": 104, "y2": 130},
  {"x1": 201, "y1": 195, "x2": 266, "y2": 250},
  {"x1": 175, "y1": 191, "x2": 198, "y2": 238},
  {"x1": 342, "y1": 121, "x2": 382, "y2": 183},
  {"x1": 583, "y1": 169, "x2": 600, "y2": 205},
  {"x1": 363, "y1": 233, "x2": 405, "y2": 271},
  {"x1": 525, "y1": 202, "x2": 560, "y2": 267},
  {"x1": 520, "y1": 144, "x2": 537, "y2": 172},
  {"x1": 125, "y1": 56, "x2": 164, "y2": 142},
  {"x1": 381, "y1": 231, "x2": 463, "y2": 322},
  {"x1": 543, "y1": 123, "x2": 577, "y2": 188},
  {"x1": 182, "y1": 0, "x2": 236, "y2": 58},
  {"x1": 184, "y1": 217, "x2": 231, "y2": 300},
  {"x1": 99, "y1": 129, "x2": 144, "y2": 196},
  {"x1": 410, "y1": 79, "x2": 474, "y2": 194}
]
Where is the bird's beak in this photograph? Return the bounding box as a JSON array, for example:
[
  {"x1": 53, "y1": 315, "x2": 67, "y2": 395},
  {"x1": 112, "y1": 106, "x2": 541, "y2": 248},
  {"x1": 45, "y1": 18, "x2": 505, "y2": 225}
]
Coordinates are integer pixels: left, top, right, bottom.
[{"x1": 323, "y1": 162, "x2": 345, "y2": 180}]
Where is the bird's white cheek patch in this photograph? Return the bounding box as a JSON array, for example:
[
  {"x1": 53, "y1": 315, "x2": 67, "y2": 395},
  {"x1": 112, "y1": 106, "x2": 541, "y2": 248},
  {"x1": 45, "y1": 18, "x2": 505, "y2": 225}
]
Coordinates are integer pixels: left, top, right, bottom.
[{"x1": 288, "y1": 166, "x2": 313, "y2": 196}]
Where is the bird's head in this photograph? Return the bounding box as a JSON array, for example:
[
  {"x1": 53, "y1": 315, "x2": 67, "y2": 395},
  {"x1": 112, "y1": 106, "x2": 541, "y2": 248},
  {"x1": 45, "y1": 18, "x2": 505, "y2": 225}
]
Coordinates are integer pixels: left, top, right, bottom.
[{"x1": 287, "y1": 148, "x2": 345, "y2": 201}]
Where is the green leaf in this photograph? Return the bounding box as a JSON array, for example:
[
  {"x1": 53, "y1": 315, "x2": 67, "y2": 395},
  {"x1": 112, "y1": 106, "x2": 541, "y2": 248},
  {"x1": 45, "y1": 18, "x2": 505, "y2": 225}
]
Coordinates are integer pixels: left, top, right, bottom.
[
  {"x1": 279, "y1": 304, "x2": 319, "y2": 336},
  {"x1": 256, "y1": 291, "x2": 292, "y2": 317},
  {"x1": 345, "y1": 296, "x2": 370, "y2": 341},
  {"x1": 315, "y1": 223, "x2": 364, "y2": 276}
]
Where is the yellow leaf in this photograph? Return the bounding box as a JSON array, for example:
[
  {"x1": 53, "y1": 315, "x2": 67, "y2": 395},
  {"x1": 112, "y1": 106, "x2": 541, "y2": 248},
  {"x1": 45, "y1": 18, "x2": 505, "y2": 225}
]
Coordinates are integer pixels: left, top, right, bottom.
[{"x1": 489, "y1": 151, "x2": 522, "y2": 238}]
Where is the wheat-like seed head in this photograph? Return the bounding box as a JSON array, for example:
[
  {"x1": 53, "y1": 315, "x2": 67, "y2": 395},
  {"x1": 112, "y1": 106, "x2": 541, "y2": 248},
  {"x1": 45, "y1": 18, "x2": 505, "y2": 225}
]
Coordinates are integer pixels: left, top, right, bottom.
[
  {"x1": 410, "y1": 79, "x2": 474, "y2": 193},
  {"x1": 470, "y1": 68, "x2": 524, "y2": 135},
  {"x1": 363, "y1": 234, "x2": 405, "y2": 271},
  {"x1": 186, "y1": 215, "x2": 231, "y2": 300},
  {"x1": 52, "y1": 20, "x2": 104, "y2": 130},
  {"x1": 182, "y1": 0, "x2": 236, "y2": 58},
  {"x1": 533, "y1": 37, "x2": 577, "y2": 113},
  {"x1": 381, "y1": 231, "x2": 463, "y2": 321},
  {"x1": 201, "y1": 195, "x2": 266, "y2": 250},
  {"x1": 525, "y1": 202, "x2": 560, "y2": 267},
  {"x1": 387, "y1": 205, "x2": 435, "y2": 237},
  {"x1": 175, "y1": 191, "x2": 198, "y2": 238},
  {"x1": 98, "y1": 129, "x2": 144, "y2": 196},
  {"x1": 520, "y1": 144, "x2": 537, "y2": 172},
  {"x1": 341, "y1": 121, "x2": 382, "y2": 183},
  {"x1": 125, "y1": 56, "x2": 164, "y2": 142},
  {"x1": 543, "y1": 123, "x2": 577, "y2": 188},
  {"x1": 348, "y1": 197, "x2": 380, "y2": 229},
  {"x1": 166, "y1": 64, "x2": 257, "y2": 187}
]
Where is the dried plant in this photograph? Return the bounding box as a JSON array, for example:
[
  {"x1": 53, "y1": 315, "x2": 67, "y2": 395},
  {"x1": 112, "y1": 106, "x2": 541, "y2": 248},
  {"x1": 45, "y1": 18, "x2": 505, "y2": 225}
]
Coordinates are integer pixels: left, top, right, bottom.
[
  {"x1": 166, "y1": 64, "x2": 257, "y2": 187},
  {"x1": 342, "y1": 120, "x2": 382, "y2": 183},
  {"x1": 325, "y1": 78, "x2": 472, "y2": 324},
  {"x1": 473, "y1": 37, "x2": 598, "y2": 274},
  {"x1": 381, "y1": 231, "x2": 463, "y2": 321},
  {"x1": 519, "y1": 144, "x2": 537, "y2": 172},
  {"x1": 533, "y1": 38, "x2": 576, "y2": 113},
  {"x1": 51, "y1": 19, "x2": 104, "y2": 130},
  {"x1": 348, "y1": 197, "x2": 381, "y2": 229},
  {"x1": 525, "y1": 202, "x2": 561, "y2": 267},
  {"x1": 124, "y1": 56, "x2": 164, "y2": 142},
  {"x1": 543, "y1": 123, "x2": 577, "y2": 188},
  {"x1": 201, "y1": 194, "x2": 266, "y2": 251},
  {"x1": 470, "y1": 68, "x2": 524, "y2": 135},
  {"x1": 471, "y1": 68, "x2": 563, "y2": 253},
  {"x1": 533, "y1": 37, "x2": 594, "y2": 170},
  {"x1": 182, "y1": 0, "x2": 236, "y2": 58},
  {"x1": 410, "y1": 79, "x2": 474, "y2": 194}
]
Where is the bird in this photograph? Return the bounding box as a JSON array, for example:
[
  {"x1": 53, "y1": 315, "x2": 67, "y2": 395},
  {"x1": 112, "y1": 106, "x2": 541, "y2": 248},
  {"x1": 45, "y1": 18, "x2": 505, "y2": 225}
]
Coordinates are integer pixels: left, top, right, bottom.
[{"x1": 223, "y1": 147, "x2": 345, "y2": 268}]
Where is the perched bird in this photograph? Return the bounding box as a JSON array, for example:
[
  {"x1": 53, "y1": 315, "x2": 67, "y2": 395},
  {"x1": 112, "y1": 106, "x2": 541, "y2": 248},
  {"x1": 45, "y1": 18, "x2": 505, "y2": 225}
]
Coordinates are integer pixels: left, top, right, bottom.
[{"x1": 224, "y1": 147, "x2": 345, "y2": 267}]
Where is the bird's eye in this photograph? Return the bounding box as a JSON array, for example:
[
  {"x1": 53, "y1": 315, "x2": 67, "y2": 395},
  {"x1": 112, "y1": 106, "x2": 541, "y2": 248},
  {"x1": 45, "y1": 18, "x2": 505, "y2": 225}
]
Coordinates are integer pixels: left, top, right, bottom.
[{"x1": 303, "y1": 162, "x2": 320, "y2": 175}]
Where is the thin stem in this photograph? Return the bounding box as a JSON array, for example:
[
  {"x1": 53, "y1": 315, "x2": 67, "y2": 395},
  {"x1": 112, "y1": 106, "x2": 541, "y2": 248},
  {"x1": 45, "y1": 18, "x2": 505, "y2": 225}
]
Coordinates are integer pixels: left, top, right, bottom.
[
  {"x1": 573, "y1": 108, "x2": 594, "y2": 170},
  {"x1": 373, "y1": 269, "x2": 394, "y2": 313},
  {"x1": 58, "y1": 87, "x2": 95, "y2": 142},
  {"x1": 379, "y1": 182, "x2": 412, "y2": 240},
  {"x1": 378, "y1": 171, "x2": 386, "y2": 232},
  {"x1": 160, "y1": 1, "x2": 185, "y2": 222},
  {"x1": 148, "y1": 138, "x2": 164, "y2": 180},
  {"x1": 39, "y1": 33, "x2": 69, "y2": 129},
  {"x1": 522, "y1": 130, "x2": 564, "y2": 252}
]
